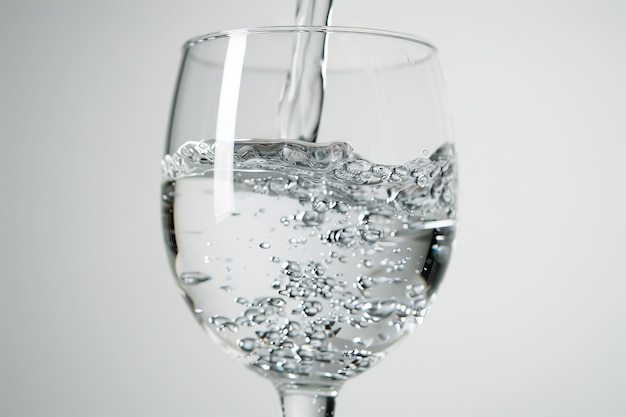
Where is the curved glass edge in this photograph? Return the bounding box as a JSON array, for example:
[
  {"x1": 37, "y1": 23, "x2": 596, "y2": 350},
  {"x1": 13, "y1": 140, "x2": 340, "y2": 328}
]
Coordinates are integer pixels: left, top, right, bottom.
[{"x1": 183, "y1": 25, "x2": 437, "y2": 53}]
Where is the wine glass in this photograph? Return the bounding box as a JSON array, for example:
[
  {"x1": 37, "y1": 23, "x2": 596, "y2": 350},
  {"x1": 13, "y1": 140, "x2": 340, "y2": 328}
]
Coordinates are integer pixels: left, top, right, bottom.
[{"x1": 161, "y1": 26, "x2": 456, "y2": 417}]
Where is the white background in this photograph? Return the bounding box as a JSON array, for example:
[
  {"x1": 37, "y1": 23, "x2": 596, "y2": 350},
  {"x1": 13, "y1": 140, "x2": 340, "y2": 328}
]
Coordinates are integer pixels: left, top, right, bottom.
[{"x1": 1, "y1": 0, "x2": 625, "y2": 416}]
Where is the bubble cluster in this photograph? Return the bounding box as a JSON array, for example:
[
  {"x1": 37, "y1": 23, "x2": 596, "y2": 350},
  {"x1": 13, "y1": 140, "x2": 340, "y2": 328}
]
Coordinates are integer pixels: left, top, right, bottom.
[
  {"x1": 163, "y1": 139, "x2": 353, "y2": 179},
  {"x1": 163, "y1": 139, "x2": 456, "y2": 221},
  {"x1": 197, "y1": 251, "x2": 432, "y2": 381},
  {"x1": 163, "y1": 139, "x2": 457, "y2": 385},
  {"x1": 236, "y1": 314, "x2": 387, "y2": 380},
  {"x1": 277, "y1": 260, "x2": 347, "y2": 300}
]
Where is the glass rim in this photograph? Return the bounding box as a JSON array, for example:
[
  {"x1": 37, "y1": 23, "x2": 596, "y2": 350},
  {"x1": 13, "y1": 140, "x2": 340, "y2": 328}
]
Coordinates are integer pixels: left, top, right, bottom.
[{"x1": 183, "y1": 25, "x2": 437, "y2": 52}]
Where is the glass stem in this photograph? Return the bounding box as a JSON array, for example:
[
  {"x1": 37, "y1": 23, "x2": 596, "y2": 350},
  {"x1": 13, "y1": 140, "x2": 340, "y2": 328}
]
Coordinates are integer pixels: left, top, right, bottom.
[{"x1": 277, "y1": 384, "x2": 340, "y2": 417}]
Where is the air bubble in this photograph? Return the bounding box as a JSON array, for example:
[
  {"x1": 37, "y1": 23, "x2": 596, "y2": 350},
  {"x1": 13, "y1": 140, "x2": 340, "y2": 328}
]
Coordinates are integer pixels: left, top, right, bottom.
[
  {"x1": 281, "y1": 260, "x2": 301, "y2": 275},
  {"x1": 333, "y1": 168, "x2": 353, "y2": 181},
  {"x1": 236, "y1": 297, "x2": 250, "y2": 305},
  {"x1": 352, "y1": 337, "x2": 365, "y2": 346},
  {"x1": 255, "y1": 362, "x2": 271, "y2": 371},
  {"x1": 238, "y1": 338, "x2": 256, "y2": 352},
  {"x1": 302, "y1": 210, "x2": 324, "y2": 226},
  {"x1": 269, "y1": 297, "x2": 286, "y2": 308},
  {"x1": 179, "y1": 272, "x2": 212, "y2": 285},
  {"x1": 289, "y1": 236, "x2": 307, "y2": 245},
  {"x1": 363, "y1": 299, "x2": 397, "y2": 319},
  {"x1": 407, "y1": 283, "x2": 425, "y2": 298},
  {"x1": 310, "y1": 262, "x2": 325, "y2": 276},
  {"x1": 312, "y1": 199, "x2": 330, "y2": 213},
  {"x1": 244, "y1": 307, "x2": 267, "y2": 324},
  {"x1": 371, "y1": 165, "x2": 391, "y2": 178},
  {"x1": 323, "y1": 226, "x2": 357, "y2": 247},
  {"x1": 395, "y1": 303, "x2": 412, "y2": 317},
  {"x1": 357, "y1": 275, "x2": 374, "y2": 291},
  {"x1": 414, "y1": 175, "x2": 427, "y2": 187},
  {"x1": 210, "y1": 316, "x2": 238, "y2": 332},
  {"x1": 268, "y1": 178, "x2": 288, "y2": 194},
  {"x1": 346, "y1": 159, "x2": 371, "y2": 173},
  {"x1": 303, "y1": 301, "x2": 323, "y2": 316}
]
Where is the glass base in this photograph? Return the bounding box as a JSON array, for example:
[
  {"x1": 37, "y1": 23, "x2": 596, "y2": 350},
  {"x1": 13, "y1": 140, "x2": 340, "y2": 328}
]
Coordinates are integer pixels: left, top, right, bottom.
[{"x1": 277, "y1": 384, "x2": 339, "y2": 417}]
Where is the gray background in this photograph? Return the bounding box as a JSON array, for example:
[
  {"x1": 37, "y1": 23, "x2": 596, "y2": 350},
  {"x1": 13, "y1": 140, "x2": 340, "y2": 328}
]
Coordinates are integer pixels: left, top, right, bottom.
[{"x1": 2, "y1": 0, "x2": 625, "y2": 416}]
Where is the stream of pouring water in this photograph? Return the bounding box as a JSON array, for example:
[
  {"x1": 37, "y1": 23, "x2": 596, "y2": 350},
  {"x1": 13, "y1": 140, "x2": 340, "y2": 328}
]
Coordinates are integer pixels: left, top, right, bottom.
[{"x1": 277, "y1": 0, "x2": 334, "y2": 142}]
